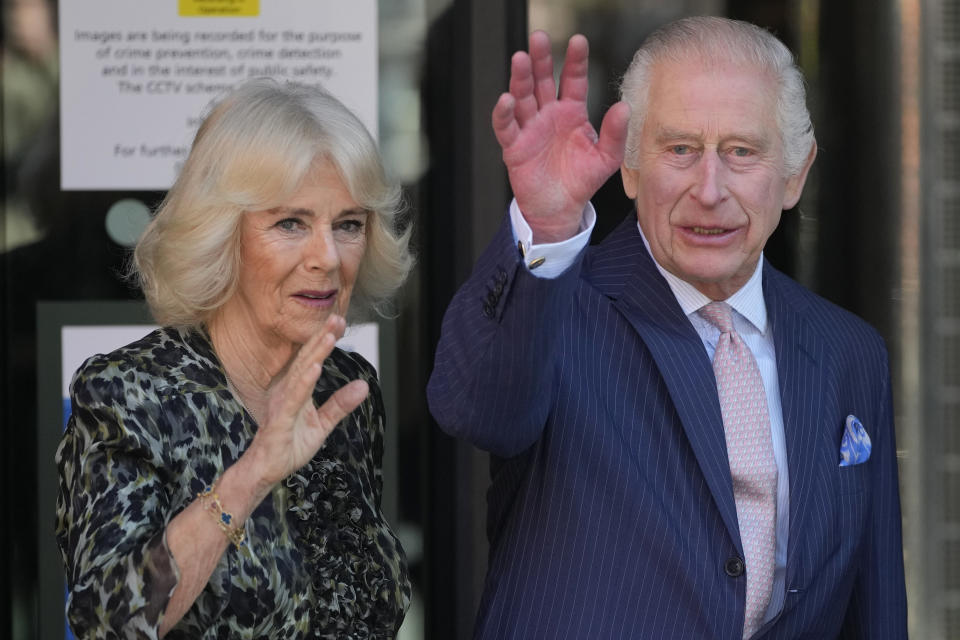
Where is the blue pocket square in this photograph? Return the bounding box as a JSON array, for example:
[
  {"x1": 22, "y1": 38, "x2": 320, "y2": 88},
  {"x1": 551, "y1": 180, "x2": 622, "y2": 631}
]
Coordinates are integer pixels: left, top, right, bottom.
[{"x1": 839, "y1": 415, "x2": 871, "y2": 466}]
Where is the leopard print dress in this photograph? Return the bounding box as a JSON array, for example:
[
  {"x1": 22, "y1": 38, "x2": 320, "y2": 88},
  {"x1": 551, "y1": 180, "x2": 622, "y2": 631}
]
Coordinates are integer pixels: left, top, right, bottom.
[{"x1": 55, "y1": 327, "x2": 411, "y2": 639}]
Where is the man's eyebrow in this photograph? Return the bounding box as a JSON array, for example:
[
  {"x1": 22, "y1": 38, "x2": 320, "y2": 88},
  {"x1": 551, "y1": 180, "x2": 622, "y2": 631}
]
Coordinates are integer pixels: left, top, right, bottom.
[
  {"x1": 654, "y1": 127, "x2": 700, "y2": 144},
  {"x1": 653, "y1": 127, "x2": 770, "y2": 150},
  {"x1": 722, "y1": 133, "x2": 770, "y2": 150}
]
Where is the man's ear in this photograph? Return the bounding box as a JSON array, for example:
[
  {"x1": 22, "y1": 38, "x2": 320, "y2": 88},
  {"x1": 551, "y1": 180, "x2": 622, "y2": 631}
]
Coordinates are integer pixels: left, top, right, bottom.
[
  {"x1": 783, "y1": 142, "x2": 817, "y2": 209},
  {"x1": 621, "y1": 165, "x2": 640, "y2": 200}
]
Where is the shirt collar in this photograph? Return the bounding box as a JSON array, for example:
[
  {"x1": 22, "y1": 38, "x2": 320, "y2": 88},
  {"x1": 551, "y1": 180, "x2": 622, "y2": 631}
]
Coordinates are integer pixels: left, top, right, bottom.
[{"x1": 636, "y1": 222, "x2": 768, "y2": 334}]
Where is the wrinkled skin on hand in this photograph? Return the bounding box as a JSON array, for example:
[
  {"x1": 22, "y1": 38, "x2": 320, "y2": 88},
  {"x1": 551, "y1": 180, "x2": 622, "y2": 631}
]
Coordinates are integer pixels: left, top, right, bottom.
[{"x1": 491, "y1": 31, "x2": 630, "y2": 243}]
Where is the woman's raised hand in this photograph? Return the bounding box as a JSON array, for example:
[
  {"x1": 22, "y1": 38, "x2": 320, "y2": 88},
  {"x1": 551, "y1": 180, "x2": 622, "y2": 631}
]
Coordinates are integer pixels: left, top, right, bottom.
[{"x1": 246, "y1": 314, "x2": 368, "y2": 491}]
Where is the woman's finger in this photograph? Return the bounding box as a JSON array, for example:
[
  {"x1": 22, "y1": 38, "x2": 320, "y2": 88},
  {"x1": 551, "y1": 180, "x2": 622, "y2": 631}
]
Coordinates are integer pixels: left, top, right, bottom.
[
  {"x1": 274, "y1": 313, "x2": 350, "y2": 420},
  {"x1": 285, "y1": 314, "x2": 344, "y2": 382},
  {"x1": 275, "y1": 332, "x2": 336, "y2": 419},
  {"x1": 313, "y1": 379, "x2": 369, "y2": 438}
]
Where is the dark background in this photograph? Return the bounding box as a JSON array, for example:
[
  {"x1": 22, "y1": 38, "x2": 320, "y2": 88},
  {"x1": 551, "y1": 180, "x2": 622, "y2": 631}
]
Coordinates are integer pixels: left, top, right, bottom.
[{"x1": 2, "y1": 0, "x2": 942, "y2": 637}]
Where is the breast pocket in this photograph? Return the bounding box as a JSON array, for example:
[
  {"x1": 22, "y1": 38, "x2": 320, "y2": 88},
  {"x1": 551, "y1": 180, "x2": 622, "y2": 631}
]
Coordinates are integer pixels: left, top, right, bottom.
[{"x1": 836, "y1": 459, "x2": 869, "y2": 495}]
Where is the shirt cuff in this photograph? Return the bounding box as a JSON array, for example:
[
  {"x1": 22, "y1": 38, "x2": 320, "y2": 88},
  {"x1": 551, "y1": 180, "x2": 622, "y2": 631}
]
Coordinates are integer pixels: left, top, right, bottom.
[{"x1": 508, "y1": 199, "x2": 596, "y2": 279}]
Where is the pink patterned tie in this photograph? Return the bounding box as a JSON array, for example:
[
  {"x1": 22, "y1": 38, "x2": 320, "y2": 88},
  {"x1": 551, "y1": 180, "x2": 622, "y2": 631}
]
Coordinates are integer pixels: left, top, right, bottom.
[{"x1": 699, "y1": 302, "x2": 777, "y2": 639}]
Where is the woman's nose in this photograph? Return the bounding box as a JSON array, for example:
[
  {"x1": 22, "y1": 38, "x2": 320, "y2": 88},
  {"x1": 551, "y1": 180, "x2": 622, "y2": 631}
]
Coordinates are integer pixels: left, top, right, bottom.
[{"x1": 304, "y1": 229, "x2": 340, "y2": 272}]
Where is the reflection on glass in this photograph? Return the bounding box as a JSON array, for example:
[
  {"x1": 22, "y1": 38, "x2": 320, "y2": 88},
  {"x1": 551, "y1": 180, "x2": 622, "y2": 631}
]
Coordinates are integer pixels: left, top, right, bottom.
[
  {"x1": 3, "y1": 0, "x2": 435, "y2": 637},
  {"x1": 3, "y1": 0, "x2": 59, "y2": 251}
]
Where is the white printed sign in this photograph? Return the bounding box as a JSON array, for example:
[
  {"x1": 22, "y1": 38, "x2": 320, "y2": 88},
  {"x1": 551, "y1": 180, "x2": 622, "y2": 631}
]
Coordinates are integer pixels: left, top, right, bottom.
[
  {"x1": 62, "y1": 325, "x2": 158, "y2": 396},
  {"x1": 59, "y1": 0, "x2": 377, "y2": 190}
]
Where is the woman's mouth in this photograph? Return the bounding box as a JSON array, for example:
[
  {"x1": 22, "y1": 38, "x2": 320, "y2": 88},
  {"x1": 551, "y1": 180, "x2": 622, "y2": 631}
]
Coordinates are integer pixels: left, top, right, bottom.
[{"x1": 294, "y1": 290, "x2": 337, "y2": 308}]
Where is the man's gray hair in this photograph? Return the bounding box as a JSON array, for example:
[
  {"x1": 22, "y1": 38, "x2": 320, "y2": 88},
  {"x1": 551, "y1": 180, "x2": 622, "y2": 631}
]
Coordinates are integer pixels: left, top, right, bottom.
[{"x1": 619, "y1": 16, "x2": 815, "y2": 175}]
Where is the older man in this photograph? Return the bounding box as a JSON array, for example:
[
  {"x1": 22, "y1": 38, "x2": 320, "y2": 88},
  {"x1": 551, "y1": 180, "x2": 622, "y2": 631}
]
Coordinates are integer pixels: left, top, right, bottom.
[{"x1": 428, "y1": 16, "x2": 907, "y2": 640}]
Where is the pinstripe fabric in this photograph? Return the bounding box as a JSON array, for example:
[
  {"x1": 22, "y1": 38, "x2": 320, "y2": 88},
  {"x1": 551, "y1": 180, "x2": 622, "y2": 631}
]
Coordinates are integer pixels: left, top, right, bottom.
[{"x1": 427, "y1": 212, "x2": 907, "y2": 639}]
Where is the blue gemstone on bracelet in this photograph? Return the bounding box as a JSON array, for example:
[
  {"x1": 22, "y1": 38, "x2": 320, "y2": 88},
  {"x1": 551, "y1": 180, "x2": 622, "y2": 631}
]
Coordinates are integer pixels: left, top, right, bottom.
[{"x1": 221, "y1": 513, "x2": 232, "y2": 525}]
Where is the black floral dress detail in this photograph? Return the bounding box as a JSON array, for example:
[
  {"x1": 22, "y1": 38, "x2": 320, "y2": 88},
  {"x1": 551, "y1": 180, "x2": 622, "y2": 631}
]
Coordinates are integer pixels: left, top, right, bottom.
[{"x1": 55, "y1": 327, "x2": 411, "y2": 639}]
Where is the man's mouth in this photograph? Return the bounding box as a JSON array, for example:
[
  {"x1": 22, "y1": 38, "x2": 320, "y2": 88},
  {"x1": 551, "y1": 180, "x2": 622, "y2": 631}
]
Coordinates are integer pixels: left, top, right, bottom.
[{"x1": 690, "y1": 226, "x2": 730, "y2": 235}]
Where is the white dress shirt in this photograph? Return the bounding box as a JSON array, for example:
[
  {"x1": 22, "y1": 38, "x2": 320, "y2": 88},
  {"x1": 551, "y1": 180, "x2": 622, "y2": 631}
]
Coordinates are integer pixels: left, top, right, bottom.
[{"x1": 510, "y1": 200, "x2": 789, "y2": 622}]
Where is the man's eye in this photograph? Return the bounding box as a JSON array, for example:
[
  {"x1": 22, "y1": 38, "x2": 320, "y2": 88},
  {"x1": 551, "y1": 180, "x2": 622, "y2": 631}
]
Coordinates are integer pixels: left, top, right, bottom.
[
  {"x1": 671, "y1": 145, "x2": 691, "y2": 155},
  {"x1": 732, "y1": 147, "x2": 752, "y2": 157}
]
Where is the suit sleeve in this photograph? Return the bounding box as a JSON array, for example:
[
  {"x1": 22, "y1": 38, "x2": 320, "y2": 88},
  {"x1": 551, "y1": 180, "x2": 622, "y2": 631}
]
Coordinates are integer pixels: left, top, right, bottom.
[
  {"x1": 427, "y1": 213, "x2": 584, "y2": 457},
  {"x1": 839, "y1": 348, "x2": 908, "y2": 638},
  {"x1": 55, "y1": 358, "x2": 180, "y2": 639}
]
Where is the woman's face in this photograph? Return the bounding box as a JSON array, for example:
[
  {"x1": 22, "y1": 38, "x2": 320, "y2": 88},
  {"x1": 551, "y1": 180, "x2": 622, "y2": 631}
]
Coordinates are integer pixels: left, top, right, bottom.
[{"x1": 227, "y1": 160, "x2": 368, "y2": 348}]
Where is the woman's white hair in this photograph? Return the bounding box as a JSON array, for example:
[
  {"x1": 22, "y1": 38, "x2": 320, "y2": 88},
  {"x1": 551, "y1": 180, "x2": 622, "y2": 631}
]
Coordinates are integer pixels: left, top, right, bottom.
[
  {"x1": 133, "y1": 78, "x2": 414, "y2": 327},
  {"x1": 619, "y1": 16, "x2": 815, "y2": 176}
]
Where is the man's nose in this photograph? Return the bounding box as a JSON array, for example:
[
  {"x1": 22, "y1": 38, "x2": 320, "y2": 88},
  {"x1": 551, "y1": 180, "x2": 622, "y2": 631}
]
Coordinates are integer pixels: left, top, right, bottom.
[
  {"x1": 690, "y1": 150, "x2": 726, "y2": 207},
  {"x1": 305, "y1": 229, "x2": 341, "y2": 272}
]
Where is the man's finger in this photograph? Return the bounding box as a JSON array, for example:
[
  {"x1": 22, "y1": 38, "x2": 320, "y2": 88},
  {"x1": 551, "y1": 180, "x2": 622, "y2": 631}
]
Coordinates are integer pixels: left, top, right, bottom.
[
  {"x1": 595, "y1": 101, "x2": 631, "y2": 167},
  {"x1": 492, "y1": 93, "x2": 520, "y2": 150},
  {"x1": 557, "y1": 34, "x2": 589, "y2": 103},
  {"x1": 529, "y1": 30, "x2": 557, "y2": 109},
  {"x1": 508, "y1": 51, "x2": 538, "y2": 127}
]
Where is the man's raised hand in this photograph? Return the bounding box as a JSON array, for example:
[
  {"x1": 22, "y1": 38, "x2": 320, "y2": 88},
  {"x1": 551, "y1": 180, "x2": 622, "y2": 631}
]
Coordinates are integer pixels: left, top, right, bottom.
[{"x1": 492, "y1": 31, "x2": 630, "y2": 243}]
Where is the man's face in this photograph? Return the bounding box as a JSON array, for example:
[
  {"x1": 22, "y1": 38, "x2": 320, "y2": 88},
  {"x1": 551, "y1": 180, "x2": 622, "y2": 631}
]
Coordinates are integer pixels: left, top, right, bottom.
[{"x1": 621, "y1": 57, "x2": 814, "y2": 300}]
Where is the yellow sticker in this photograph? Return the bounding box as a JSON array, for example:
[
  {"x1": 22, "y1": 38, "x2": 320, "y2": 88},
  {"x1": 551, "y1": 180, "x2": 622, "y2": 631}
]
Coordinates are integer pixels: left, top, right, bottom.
[{"x1": 179, "y1": 0, "x2": 259, "y2": 17}]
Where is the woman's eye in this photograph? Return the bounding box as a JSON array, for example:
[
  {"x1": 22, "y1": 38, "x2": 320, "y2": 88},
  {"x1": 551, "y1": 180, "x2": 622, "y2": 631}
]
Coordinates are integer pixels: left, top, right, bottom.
[
  {"x1": 276, "y1": 218, "x2": 304, "y2": 232},
  {"x1": 336, "y1": 219, "x2": 366, "y2": 234}
]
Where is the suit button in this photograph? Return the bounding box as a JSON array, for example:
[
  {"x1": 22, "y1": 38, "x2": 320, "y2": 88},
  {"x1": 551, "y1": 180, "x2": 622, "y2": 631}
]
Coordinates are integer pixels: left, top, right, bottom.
[
  {"x1": 725, "y1": 556, "x2": 745, "y2": 577},
  {"x1": 482, "y1": 303, "x2": 494, "y2": 318}
]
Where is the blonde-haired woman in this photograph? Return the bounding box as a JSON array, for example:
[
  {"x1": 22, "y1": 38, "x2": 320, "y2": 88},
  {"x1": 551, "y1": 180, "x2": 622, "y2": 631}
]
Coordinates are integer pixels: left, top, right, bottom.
[{"x1": 55, "y1": 78, "x2": 413, "y2": 638}]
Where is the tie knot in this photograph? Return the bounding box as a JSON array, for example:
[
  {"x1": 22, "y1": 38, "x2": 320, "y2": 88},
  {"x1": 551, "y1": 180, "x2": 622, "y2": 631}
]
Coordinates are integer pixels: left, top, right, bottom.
[{"x1": 698, "y1": 301, "x2": 735, "y2": 334}]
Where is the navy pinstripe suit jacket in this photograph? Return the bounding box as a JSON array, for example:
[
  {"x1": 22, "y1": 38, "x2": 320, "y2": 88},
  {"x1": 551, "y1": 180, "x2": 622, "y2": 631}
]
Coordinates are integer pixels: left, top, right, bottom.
[{"x1": 427, "y1": 213, "x2": 907, "y2": 639}]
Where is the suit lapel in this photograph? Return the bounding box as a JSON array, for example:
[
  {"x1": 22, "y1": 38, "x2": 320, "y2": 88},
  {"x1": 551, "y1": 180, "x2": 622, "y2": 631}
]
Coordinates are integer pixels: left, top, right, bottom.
[
  {"x1": 587, "y1": 217, "x2": 741, "y2": 548},
  {"x1": 589, "y1": 222, "x2": 836, "y2": 596},
  {"x1": 763, "y1": 265, "x2": 828, "y2": 590}
]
